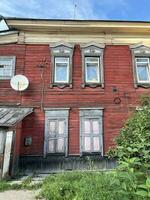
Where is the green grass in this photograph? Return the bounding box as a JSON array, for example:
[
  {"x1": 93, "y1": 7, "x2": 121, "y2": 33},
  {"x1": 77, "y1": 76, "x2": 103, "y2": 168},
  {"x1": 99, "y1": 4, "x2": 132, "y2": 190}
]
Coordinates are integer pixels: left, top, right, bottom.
[
  {"x1": 0, "y1": 171, "x2": 149, "y2": 200},
  {"x1": 0, "y1": 176, "x2": 42, "y2": 192},
  {"x1": 39, "y1": 171, "x2": 148, "y2": 200},
  {"x1": 0, "y1": 180, "x2": 11, "y2": 192}
]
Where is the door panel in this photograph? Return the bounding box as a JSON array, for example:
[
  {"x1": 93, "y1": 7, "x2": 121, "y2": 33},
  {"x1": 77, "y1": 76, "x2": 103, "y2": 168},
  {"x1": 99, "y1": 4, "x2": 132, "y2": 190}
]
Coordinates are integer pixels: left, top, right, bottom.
[
  {"x1": 84, "y1": 137, "x2": 91, "y2": 151},
  {"x1": 48, "y1": 139, "x2": 55, "y2": 153},
  {"x1": 58, "y1": 120, "x2": 65, "y2": 135}
]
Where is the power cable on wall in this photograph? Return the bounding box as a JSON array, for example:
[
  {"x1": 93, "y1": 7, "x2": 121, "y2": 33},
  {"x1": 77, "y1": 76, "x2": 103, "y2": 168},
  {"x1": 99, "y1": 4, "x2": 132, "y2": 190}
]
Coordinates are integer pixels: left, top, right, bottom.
[{"x1": 38, "y1": 57, "x2": 48, "y2": 111}]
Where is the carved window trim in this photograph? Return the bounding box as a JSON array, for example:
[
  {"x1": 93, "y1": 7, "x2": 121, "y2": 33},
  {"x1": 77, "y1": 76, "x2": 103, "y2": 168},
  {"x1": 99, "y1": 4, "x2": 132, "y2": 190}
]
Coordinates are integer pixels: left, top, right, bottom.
[
  {"x1": 81, "y1": 42, "x2": 105, "y2": 88},
  {"x1": 130, "y1": 44, "x2": 150, "y2": 88},
  {"x1": 49, "y1": 42, "x2": 74, "y2": 88}
]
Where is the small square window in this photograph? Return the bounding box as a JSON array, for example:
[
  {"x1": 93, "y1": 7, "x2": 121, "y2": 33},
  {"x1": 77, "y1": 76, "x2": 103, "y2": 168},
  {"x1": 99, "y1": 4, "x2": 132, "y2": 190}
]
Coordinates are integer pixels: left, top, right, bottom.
[
  {"x1": 54, "y1": 57, "x2": 69, "y2": 83},
  {"x1": 0, "y1": 57, "x2": 15, "y2": 80},
  {"x1": 85, "y1": 57, "x2": 100, "y2": 83},
  {"x1": 135, "y1": 58, "x2": 150, "y2": 83}
]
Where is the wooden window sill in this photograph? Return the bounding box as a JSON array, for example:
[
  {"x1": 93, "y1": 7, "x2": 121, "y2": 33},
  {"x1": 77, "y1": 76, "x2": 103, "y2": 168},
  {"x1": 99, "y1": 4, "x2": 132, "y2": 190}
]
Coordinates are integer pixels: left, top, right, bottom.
[
  {"x1": 50, "y1": 83, "x2": 72, "y2": 89},
  {"x1": 81, "y1": 83, "x2": 104, "y2": 88},
  {"x1": 136, "y1": 83, "x2": 150, "y2": 88}
]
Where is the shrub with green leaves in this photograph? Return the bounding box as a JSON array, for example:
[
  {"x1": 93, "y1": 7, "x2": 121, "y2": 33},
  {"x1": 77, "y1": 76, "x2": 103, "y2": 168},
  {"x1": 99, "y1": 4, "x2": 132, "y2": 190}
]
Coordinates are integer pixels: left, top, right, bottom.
[{"x1": 108, "y1": 105, "x2": 150, "y2": 171}]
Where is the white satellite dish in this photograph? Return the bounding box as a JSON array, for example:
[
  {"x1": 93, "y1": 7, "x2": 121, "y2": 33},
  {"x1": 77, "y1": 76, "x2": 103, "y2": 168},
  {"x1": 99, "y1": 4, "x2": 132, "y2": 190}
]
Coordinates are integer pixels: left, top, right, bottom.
[{"x1": 10, "y1": 75, "x2": 29, "y2": 91}]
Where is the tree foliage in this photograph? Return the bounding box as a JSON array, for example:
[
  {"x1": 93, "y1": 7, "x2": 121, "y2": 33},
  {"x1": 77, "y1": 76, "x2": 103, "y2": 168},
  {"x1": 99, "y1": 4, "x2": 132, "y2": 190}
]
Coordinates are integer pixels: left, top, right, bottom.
[{"x1": 108, "y1": 95, "x2": 150, "y2": 171}]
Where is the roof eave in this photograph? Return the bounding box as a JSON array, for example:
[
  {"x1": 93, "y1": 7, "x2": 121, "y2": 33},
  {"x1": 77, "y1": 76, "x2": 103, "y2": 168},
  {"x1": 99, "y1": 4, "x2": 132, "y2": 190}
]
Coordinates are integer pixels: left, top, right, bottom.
[{"x1": 5, "y1": 18, "x2": 150, "y2": 35}]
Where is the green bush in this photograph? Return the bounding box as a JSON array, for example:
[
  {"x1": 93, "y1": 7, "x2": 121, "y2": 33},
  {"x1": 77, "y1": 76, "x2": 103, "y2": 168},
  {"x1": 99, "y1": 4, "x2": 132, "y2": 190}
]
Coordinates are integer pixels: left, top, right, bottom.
[
  {"x1": 108, "y1": 105, "x2": 150, "y2": 171},
  {"x1": 40, "y1": 171, "x2": 147, "y2": 200}
]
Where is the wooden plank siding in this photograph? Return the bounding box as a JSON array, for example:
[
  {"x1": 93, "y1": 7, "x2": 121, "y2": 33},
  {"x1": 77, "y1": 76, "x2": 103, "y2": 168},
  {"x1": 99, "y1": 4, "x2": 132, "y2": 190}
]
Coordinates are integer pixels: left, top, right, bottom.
[{"x1": 0, "y1": 44, "x2": 149, "y2": 157}]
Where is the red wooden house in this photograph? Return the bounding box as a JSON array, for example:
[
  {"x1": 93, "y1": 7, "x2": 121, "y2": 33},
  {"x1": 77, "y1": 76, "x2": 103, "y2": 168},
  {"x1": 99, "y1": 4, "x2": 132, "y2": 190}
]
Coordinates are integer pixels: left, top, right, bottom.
[{"x1": 0, "y1": 17, "x2": 150, "y2": 177}]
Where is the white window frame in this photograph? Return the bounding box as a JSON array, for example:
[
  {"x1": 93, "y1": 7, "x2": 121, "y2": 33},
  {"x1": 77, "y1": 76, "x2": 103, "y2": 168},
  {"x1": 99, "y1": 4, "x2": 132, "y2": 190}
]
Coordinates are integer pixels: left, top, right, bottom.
[
  {"x1": 54, "y1": 57, "x2": 70, "y2": 83},
  {"x1": 81, "y1": 43, "x2": 105, "y2": 88},
  {"x1": 0, "y1": 56, "x2": 15, "y2": 80},
  {"x1": 85, "y1": 57, "x2": 100, "y2": 83},
  {"x1": 44, "y1": 108, "x2": 69, "y2": 157},
  {"x1": 79, "y1": 108, "x2": 103, "y2": 156},
  {"x1": 50, "y1": 42, "x2": 74, "y2": 88},
  {"x1": 135, "y1": 57, "x2": 150, "y2": 84}
]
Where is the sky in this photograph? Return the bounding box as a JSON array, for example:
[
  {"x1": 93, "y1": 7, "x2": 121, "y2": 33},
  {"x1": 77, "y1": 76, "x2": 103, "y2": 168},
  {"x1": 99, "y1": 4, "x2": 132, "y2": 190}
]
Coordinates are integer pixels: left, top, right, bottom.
[{"x1": 0, "y1": 0, "x2": 150, "y2": 21}]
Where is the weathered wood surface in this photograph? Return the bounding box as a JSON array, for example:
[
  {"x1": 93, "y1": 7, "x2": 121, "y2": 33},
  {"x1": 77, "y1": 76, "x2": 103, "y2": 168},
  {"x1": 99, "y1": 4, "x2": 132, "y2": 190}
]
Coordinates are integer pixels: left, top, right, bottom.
[
  {"x1": 2, "y1": 131, "x2": 13, "y2": 178},
  {"x1": 0, "y1": 44, "x2": 149, "y2": 157},
  {"x1": 0, "y1": 155, "x2": 3, "y2": 179},
  {"x1": 0, "y1": 108, "x2": 33, "y2": 126}
]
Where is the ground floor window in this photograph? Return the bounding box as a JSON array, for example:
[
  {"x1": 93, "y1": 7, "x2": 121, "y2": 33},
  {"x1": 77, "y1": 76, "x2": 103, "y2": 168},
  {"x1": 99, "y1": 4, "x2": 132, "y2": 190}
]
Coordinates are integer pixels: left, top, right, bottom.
[
  {"x1": 45, "y1": 109, "x2": 69, "y2": 156},
  {"x1": 80, "y1": 108, "x2": 103, "y2": 156}
]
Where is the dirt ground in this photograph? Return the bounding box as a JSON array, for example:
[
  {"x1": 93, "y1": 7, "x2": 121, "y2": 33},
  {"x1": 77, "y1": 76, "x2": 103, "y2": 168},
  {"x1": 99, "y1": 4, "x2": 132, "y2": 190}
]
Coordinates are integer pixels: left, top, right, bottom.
[{"x1": 0, "y1": 190, "x2": 37, "y2": 200}]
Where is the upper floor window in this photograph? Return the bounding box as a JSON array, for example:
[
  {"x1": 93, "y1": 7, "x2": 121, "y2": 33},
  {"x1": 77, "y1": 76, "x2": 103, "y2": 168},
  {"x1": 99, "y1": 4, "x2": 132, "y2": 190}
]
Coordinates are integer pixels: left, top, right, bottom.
[
  {"x1": 54, "y1": 57, "x2": 69, "y2": 83},
  {"x1": 81, "y1": 42, "x2": 105, "y2": 88},
  {"x1": 135, "y1": 58, "x2": 150, "y2": 83},
  {"x1": 50, "y1": 42, "x2": 74, "y2": 88},
  {"x1": 0, "y1": 56, "x2": 15, "y2": 80},
  {"x1": 85, "y1": 57, "x2": 100, "y2": 83},
  {"x1": 131, "y1": 44, "x2": 150, "y2": 87}
]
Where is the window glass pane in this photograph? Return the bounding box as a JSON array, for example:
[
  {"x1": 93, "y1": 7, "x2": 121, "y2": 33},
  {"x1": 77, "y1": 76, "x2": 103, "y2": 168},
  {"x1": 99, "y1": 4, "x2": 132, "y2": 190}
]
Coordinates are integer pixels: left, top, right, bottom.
[
  {"x1": 48, "y1": 139, "x2": 55, "y2": 152},
  {"x1": 92, "y1": 120, "x2": 99, "y2": 134},
  {"x1": 57, "y1": 138, "x2": 64, "y2": 152},
  {"x1": 86, "y1": 57, "x2": 99, "y2": 63},
  {"x1": 3, "y1": 65, "x2": 12, "y2": 76},
  {"x1": 55, "y1": 63, "x2": 68, "y2": 82},
  {"x1": 84, "y1": 137, "x2": 91, "y2": 151},
  {"x1": 136, "y1": 58, "x2": 149, "y2": 63},
  {"x1": 93, "y1": 137, "x2": 100, "y2": 151},
  {"x1": 0, "y1": 66, "x2": 4, "y2": 76},
  {"x1": 86, "y1": 63, "x2": 99, "y2": 82},
  {"x1": 0, "y1": 60, "x2": 12, "y2": 65},
  {"x1": 0, "y1": 65, "x2": 12, "y2": 77},
  {"x1": 0, "y1": 59, "x2": 13, "y2": 77},
  {"x1": 55, "y1": 57, "x2": 69, "y2": 63},
  {"x1": 58, "y1": 120, "x2": 65, "y2": 135},
  {"x1": 137, "y1": 64, "x2": 149, "y2": 81},
  {"x1": 49, "y1": 121, "x2": 56, "y2": 135},
  {"x1": 84, "y1": 119, "x2": 91, "y2": 134}
]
